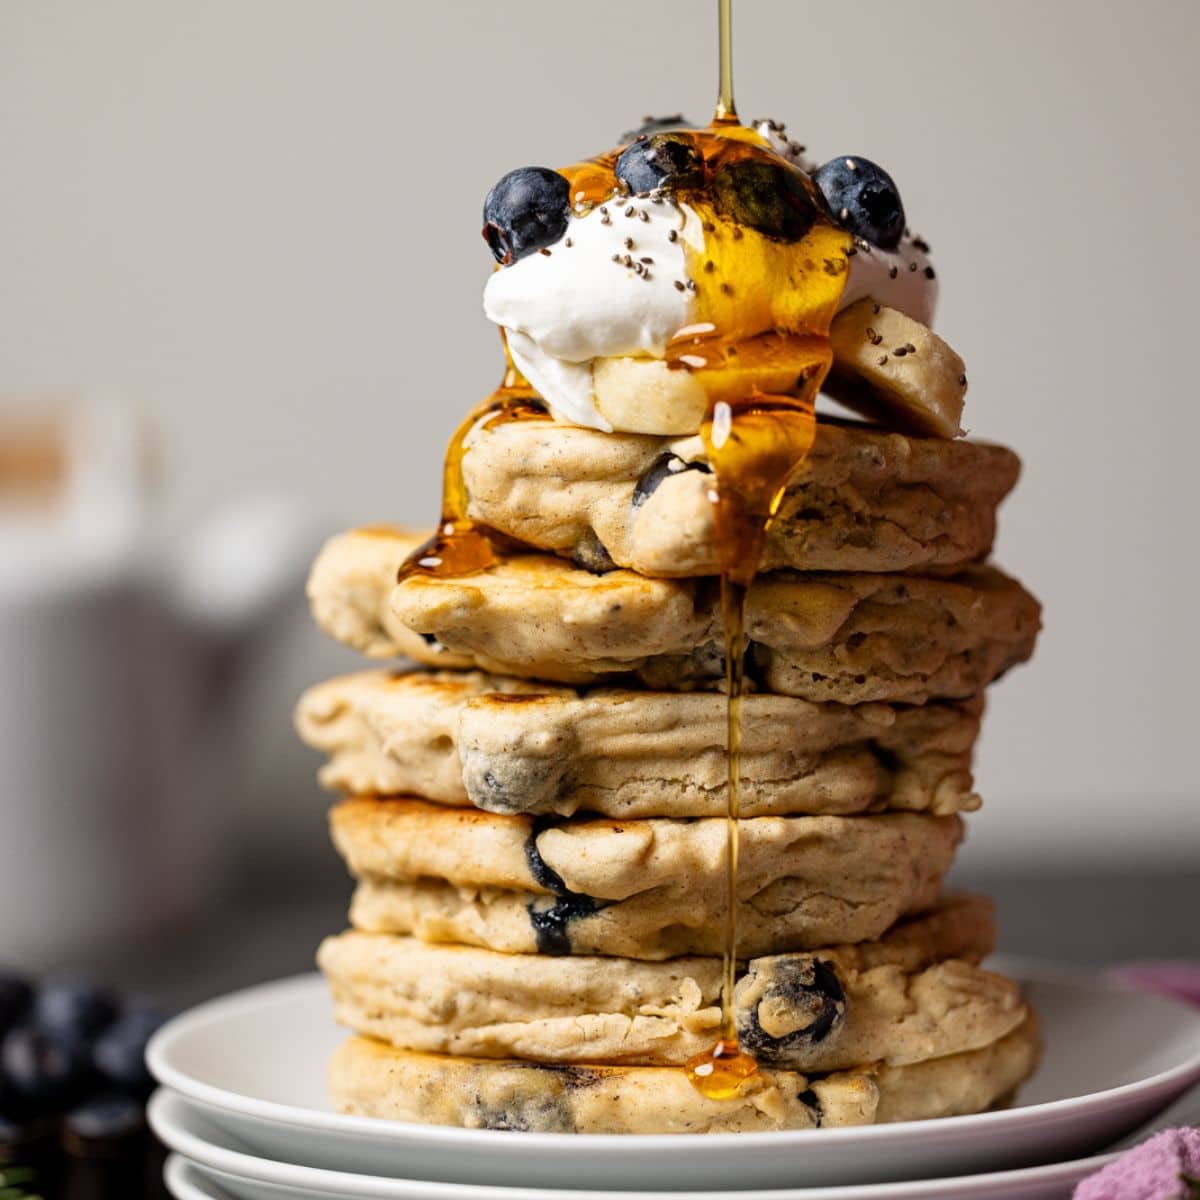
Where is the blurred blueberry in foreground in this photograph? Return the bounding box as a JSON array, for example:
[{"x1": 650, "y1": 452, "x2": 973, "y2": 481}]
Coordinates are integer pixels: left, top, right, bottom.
[
  {"x1": 92, "y1": 1009, "x2": 166, "y2": 1096},
  {"x1": 0, "y1": 971, "x2": 33, "y2": 1037},
  {"x1": 1, "y1": 1025, "x2": 89, "y2": 1111},
  {"x1": 33, "y1": 976, "x2": 117, "y2": 1042}
]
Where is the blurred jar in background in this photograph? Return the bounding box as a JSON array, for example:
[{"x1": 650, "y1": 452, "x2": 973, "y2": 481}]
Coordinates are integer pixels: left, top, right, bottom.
[{"x1": 0, "y1": 395, "x2": 317, "y2": 968}]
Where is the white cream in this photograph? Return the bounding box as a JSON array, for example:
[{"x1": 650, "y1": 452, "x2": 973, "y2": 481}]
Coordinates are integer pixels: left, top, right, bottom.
[
  {"x1": 483, "y1": 185, "x2": 938, "y2": 429},
  {"x1": 840, "y1": 235, "x2": 938, "y2": 327}
]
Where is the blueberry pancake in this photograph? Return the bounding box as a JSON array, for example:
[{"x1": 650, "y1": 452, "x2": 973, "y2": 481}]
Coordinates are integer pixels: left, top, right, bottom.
[
  {"x1": 329, "y1": 1010, "x2": 1041, "y2": 1133},
  {"x1": 295, "y1": 669, "x2": 983, "y2": 819},
  {"x1": 305, "y1": 525, "x2": 465, "y2": 665},
  {"x1": 319, "y1": 893, "x2": 1026, "y2": 1071},
  {"x1": 331, "y1": 798, "x2": 962, "y2": 958},
  {"x1": 458, "y1": 411, "x2": 1019, "y2": 578},
  {"x1": 307, "y1": 528, "x2": 1039, "y2": 703}
]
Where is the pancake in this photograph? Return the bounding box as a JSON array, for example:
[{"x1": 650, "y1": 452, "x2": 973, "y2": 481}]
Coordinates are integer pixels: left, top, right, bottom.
[
  {"x1": 307, "y1": 529, "x2": 1040, "y2": 703},
  {"x1": 305, "y1": 525, "x2": 462, "y2": 664},
  {"x1": 459, "y1": 411, "x2": 1018, "y2": 577},
  {"x1": 295, "y1": 669, "x2": 983, "y2": 819},
  {"x1": 329, "y1": 1010, "x2": 1041, "y2": 1133},
  {"x1": 319, "y1": 894, "x2": 1024, "y2": 1071},
  {"x1": 331, "y1": 797, "x2": 962, "y2": 958}
]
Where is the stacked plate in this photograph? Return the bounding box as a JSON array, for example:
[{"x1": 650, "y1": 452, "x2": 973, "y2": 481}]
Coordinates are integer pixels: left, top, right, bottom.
[{"x1": 147, "y1": 966, "x2": 1200, "y2": 1200}]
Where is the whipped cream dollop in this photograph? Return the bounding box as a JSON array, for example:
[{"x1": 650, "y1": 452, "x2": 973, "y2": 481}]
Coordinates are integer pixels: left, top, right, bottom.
[
  {"x1": 483, "y1": 131, "x2": 938, "y2": 431},
  {"x1": 485, "y1": 198, "x2": 705, "y2": 429}
]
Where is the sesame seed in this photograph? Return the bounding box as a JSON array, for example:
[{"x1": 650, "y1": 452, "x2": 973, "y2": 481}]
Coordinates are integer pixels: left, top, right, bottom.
[
  {"x1": 639, "y1": 210, "x2": 649, "y2": 222},
  {"x1": 924, "y1": 265, "x2": 936, "y2": 279},
  {"x1": 674, "y1": 280, "x2": 686, "y2": 291},
  {"x1": 686, "y1": 280, "x2": 697, "y2": 291},
  {"x1": 640, "y1": 256, "x2": 653, "y2": 264},
  {"x1": 565, "y1": 237, "x2": 573, "y2": 248},
  {"x1": 624, "y1": 237, "x2": 634, "y2": 249},
  {"x1": 625, "y1": 205, "x2": 635, "y2": 217},
  {"x1": 866, "y1": 327, "x2": 877, "y2": 341},
  {"x1": 720, "y1": 282, "x2": 733, "y2": 295},
  {"x1": 909, "y1": 261, "x2": 918, "y2": 272},
  {"x1": 704, "y1": 261, "x2": 715, "y2": 273},
  {"x1": 958, "y1": 373, "x2": 968, "y2": 388},
  {"x1": 912, "y1": 237, "x2": 931, "y2": 252},
  {"x1": 893, "y1": 347, "x2": 908, "y2": 357},
  {"x1": 889, "y1": 266, "x2": 899, "y2": 279},
  {"x1": 878, "y1": 355, "x2": 889, "y2": 366},
  {"x1": 840, "y1": 207, "x2": 850, "y2": 220},
  {"x1": 667, "y1": 229, "x2": 678, "y2": 242},
  {"x1": 904, "y1": 342, "x2": 916, "y2": 353},
  {"x1": 539, "y1": 248, "x2": 552, "y2": 256}
]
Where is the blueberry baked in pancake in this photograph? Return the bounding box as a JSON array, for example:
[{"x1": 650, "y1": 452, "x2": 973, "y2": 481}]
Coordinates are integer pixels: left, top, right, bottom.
[{"x1": 296, "y1": 75, "x2": 1041, "y2": 1131}]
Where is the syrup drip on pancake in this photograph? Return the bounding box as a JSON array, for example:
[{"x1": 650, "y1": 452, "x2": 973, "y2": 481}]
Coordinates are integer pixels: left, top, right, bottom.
[{"x1": 397, "y1": 340, "x2": 544, "y2": 582}]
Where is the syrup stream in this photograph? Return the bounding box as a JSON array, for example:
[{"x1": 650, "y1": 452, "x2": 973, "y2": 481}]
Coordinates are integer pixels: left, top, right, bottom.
[{"x1": 715, "y1": 0, "x2": 737, "y2": 124}]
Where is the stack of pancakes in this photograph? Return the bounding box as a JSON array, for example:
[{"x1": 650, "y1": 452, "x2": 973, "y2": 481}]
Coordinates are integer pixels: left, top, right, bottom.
[{"x1": 296, "y1": 407, "x2": 1043, "y2": 1134}]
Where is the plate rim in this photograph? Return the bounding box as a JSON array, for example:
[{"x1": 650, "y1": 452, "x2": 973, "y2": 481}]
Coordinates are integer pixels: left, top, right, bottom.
[
  {"x1": 154, "y1": 1094, "x2": 1125, "y2": 1200},
  {"x1": 147, "y1": 964, "x2": 1200, "y2": 1152}
]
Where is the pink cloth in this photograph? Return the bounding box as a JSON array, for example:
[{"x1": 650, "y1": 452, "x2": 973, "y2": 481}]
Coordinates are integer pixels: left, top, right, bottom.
[
  {"x1": 1074, "y1": 1128, "x2": 1200, "y2": 1199},
  {"x1": 1109, "y1": 963, "x2": 1200, "y2": 1009},
  {"x1": 1074, "y1": 965, "x2": 1200, "y2": 1198}
]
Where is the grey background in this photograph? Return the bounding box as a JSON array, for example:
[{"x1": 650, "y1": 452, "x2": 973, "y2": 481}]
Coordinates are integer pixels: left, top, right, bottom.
[{"x1": 2, "y1": 0, "x2": 1199, "y2": 881}]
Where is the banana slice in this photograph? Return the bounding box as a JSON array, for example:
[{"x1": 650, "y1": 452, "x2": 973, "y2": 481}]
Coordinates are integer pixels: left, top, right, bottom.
[{"x1": 827, "y1": 299, "x2": 967, "y2": 439}]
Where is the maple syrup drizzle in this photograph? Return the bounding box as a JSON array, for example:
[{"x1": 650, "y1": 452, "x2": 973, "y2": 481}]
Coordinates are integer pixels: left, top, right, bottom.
[
  {"x1": 715, "y1": 0, "x2": 737, "y2": 124},
  {"x1": 415, "y1": 0, "x2": 851, "y2": 1103},
  {"x1": 683, "y1": 0, "x2": 847, "y2": 1102},
  {"x1": 397, "y1": 337, "x2": 545, "y2": 583}
]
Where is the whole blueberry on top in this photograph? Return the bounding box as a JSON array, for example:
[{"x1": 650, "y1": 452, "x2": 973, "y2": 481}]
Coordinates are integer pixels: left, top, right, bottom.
[
  {"x1": 33, "y1": 974, "x2": 117, "y2": 1041},
  {"x1": 615, "y1": 133, "x2": 703, "y2": 195},
  {"x1": 813, "y1": 156, "x2": 905, "y2": 249},
  {"x1": 619, "y1": 114, "x2": 695, "y2": 142},
  {"x1": 483, "y1": 167, "x2": 571, "y2": 265},
  {"x1": 0, "y1": 970, "x2": 33, "y2": 1036}
]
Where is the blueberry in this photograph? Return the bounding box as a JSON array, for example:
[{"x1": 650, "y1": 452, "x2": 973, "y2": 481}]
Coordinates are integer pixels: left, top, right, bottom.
[
  {"x1": 482, "y1": 167, "x2": 570, "y2": 265},
  {"x1": 736, "y1": 958, "x2": 847, "y2": 1067},
  {"x1": 813, "y1": 156, "x2": 905, "y2": 250},
  {"x1": 615, "y1": 133, "x2": 702, "y2": 195},
  {"x1": 1, "y1": 1025, "x2": 89, "y2": 1111},
  {"x1": 33, "y1": 975, "x2": 117, "y2": 1041},
  {"x1": 0, "y1": 970, "x2": 33, "y2": 1036},
  {"x1": 619, "y1": 114, "x2": 695, "y2": 142},
  {"x1": 91, "y1": 1010, "x2": 165, "y2": 1096},
  {"x1": 63, "y1": 1093, "x2": 145, "y2": 1142},
  {"x1": 711, "y1": 159, "x2": 820, "y2": 242}
]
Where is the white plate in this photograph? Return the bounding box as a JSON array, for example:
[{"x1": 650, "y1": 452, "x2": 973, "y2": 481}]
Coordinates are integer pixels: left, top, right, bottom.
[
  {"x1": 158, "y1": 1109, "x2": 1120, "y2": 1200},
  {"x1": 147, "y1": 967, "x2": 1200, "y2": 1192}
]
